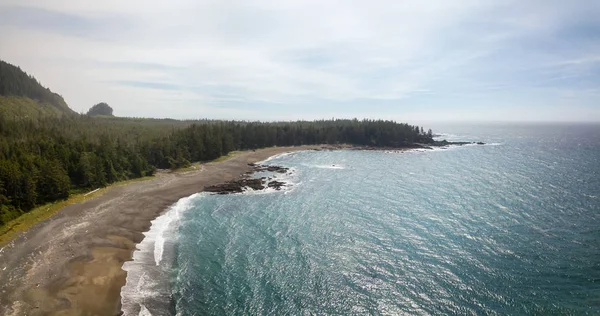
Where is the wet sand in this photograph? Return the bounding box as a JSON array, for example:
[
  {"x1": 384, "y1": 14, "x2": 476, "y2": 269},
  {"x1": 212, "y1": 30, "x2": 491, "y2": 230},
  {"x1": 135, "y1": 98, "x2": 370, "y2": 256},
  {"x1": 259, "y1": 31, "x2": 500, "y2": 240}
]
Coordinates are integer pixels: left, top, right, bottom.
[{"x1": 0, "y1": 146, "x2": 322, "y2": 316}]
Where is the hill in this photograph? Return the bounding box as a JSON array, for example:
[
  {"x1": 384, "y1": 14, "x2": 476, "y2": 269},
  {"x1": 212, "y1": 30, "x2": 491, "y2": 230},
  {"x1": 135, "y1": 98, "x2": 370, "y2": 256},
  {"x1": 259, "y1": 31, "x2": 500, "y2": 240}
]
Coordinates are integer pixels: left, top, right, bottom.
[
  {"x1": 87, "y1": 102, "x2": 114, "y2": 116},
  {"x1": 0, "y1": 61, "x2": 438, "y2": 231},
  {"x1": 0, "y1": 60, "x2": 76, "y2": 119}
]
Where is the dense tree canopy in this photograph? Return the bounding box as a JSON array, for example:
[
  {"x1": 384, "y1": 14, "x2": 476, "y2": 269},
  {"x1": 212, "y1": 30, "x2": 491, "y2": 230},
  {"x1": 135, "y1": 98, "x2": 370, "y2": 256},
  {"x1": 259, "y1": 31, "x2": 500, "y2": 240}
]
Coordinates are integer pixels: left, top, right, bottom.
[
  {"x1": 0, "y1": 59, "x2": 437, "y2": 228},
  {"x1": 0, "y1": 115, "x2": 434, "y2": 226},
  {"x1": 87, "y1": 102, "x2": 114, "y2": 116}
]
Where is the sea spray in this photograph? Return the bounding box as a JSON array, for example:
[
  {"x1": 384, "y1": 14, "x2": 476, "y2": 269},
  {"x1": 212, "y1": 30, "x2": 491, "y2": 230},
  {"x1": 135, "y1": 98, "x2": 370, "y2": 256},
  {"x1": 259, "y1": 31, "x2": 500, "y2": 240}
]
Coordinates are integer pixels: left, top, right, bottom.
[{"x1": 121, "y1": 194, "x2": 200, "y2": 316}]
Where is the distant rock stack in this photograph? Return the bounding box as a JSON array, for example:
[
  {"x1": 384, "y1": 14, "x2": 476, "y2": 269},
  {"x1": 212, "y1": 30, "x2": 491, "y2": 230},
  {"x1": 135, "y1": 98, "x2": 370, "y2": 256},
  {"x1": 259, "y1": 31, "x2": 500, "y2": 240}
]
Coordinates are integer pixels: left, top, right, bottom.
[{"x1": 87, "y1": 102, "x2": 114, "y2": 116}]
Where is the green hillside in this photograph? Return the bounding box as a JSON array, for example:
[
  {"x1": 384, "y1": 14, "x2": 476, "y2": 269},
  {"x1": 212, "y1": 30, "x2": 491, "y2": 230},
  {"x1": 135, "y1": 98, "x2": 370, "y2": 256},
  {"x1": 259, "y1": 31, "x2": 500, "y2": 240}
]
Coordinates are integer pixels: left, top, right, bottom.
[
  {"x1": 0, "y1": 60, "x2": 76, "y2": 118},
  {"x1": 0, "y1": 60, "x2": 437, "y2": 234}
]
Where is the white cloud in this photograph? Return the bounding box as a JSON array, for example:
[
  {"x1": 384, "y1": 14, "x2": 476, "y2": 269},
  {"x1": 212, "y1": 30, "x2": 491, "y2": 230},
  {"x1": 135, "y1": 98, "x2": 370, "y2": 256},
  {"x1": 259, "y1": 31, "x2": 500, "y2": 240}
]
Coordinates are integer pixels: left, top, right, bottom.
[{"x1": 0, "y1": 0, "x2": 598, "y2": 121}]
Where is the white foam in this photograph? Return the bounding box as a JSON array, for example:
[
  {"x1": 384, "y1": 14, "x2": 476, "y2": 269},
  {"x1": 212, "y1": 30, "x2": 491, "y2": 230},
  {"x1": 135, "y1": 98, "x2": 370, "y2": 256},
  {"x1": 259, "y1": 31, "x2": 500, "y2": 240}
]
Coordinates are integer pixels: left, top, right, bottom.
[
  {"x1": 138, "y1": 304, "x2": 152, "y2": 316},
  {"x1": 152, "y1": 195, "x2": 196, "y2": 265},
  {"x1": 258, "y1": 151, "x2": 296, "y2": 164},
  {"x1": 121, "y1": 194, "x2": 199, "y2": 316},
  {"x1": 241, "y1": 181, "x2": 296, "y2": 195},
  {"x1": 433, "y1": 132, "x2": 484, "y2": 143},
  {"x1": 240, "y1": 167, "x2": 299, "y2": 195},
  {"x1": 433, "y1": 133, "x2": 467, "y2": 141},
  {"x1": 314, "y1": 164, "x2": 345, "y2": 169},
  {"x1": 241, "y1": 186, "x2": 287, "y2": 195},
  {"x1": 392, "y1": 143, "x2": 488, "y2": 154}
]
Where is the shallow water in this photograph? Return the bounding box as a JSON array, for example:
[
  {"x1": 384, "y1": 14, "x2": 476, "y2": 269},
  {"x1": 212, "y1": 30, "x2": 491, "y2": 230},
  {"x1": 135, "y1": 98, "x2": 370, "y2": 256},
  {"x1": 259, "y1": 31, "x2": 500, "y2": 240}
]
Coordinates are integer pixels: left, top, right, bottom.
[{"x1": 122, "y1": 123, "x2": 600, "y2": 315}]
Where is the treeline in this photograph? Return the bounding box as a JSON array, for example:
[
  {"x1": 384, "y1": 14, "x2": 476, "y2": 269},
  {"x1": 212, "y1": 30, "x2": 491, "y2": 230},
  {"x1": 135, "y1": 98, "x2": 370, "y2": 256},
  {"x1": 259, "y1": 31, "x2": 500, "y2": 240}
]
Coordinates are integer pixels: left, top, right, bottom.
[
  {"x1": 0, "y1": 60, "x2": 74, "y2": 115},
  {"x1": 0, "y1": 115, "x2": 433, "y2": 226}
]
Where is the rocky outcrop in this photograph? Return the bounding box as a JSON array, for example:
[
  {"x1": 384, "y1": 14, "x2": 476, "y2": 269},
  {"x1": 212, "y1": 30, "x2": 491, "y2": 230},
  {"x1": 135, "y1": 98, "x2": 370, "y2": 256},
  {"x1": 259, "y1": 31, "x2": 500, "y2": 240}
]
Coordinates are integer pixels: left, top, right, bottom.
[
  {"x1": 205, "y1": 164, "x2": 290, "y2": 194},
  {"x1": 350, "y1": 141, "x2": 486, "y2": 151},
  {"x1": 204, "y1": 178, "x2": 265, "y2": 194},
  {"x1": 254, "y1": 165, "x2": 289, "y2": 173},
  {"x1": 430, "y1": 140, "x2": 486, "y2": 147},
  {"x1": 267, "y1": 180, "x2": 286, "y2": 190}
]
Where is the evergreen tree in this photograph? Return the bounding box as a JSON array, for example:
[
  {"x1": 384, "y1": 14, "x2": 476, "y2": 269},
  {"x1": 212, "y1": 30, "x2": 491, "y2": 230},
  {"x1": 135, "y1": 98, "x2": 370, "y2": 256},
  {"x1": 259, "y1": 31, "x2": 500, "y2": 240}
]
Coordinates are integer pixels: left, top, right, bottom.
[{"x1": 0, "y1": 113, "x2": 436, "y2": 227}]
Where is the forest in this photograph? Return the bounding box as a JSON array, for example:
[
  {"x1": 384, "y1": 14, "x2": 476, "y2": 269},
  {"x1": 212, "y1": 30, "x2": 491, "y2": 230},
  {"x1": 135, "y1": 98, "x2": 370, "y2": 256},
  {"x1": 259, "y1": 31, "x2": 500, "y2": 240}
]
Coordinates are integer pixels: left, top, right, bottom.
[
  {"x1": 0, "y1": 115, "x2": 433, "y2": 226},
  {"x1": 0, "y1": 58, "x2": 434, "y2": 227}
]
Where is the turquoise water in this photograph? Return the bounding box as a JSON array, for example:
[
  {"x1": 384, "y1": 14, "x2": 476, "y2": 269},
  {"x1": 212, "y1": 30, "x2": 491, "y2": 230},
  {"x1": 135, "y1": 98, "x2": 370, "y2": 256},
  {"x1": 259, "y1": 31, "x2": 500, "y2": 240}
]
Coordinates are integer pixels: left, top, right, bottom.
[{"x1": 122, "y1": 124, "x2": 600, "y2": 315}]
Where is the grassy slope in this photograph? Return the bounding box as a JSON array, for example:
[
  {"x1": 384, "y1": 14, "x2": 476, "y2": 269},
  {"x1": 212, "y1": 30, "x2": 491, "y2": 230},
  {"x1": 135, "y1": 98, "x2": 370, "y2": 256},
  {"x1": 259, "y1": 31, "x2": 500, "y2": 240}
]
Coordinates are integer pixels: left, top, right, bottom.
[{"x1": 0, "y1": 96, "x2": 72, "y2": 119}]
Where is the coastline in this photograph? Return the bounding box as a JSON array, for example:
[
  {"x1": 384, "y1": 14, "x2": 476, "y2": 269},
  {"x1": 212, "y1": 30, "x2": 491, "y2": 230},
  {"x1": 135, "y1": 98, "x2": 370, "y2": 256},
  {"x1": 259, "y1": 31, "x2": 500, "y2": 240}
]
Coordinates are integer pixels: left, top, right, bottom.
[{"x1": 0, "y1": 146, "x2": 323, "y2": 316}]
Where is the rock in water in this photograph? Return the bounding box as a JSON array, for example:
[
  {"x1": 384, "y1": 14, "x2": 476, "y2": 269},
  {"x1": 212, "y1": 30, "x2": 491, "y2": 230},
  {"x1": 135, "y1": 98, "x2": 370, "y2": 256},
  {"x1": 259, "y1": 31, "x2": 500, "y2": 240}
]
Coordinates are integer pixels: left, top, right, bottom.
[{"x1": 204, "y1": 164, "x2": 291, "y2": 194}]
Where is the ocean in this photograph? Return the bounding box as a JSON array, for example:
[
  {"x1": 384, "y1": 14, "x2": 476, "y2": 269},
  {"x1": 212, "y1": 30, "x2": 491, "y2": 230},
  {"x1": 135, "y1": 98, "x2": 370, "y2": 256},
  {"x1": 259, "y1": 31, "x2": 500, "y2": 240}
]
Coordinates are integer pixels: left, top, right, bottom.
[{"x1": 121, "y1": 123, "x2": 600, "y2": 315}]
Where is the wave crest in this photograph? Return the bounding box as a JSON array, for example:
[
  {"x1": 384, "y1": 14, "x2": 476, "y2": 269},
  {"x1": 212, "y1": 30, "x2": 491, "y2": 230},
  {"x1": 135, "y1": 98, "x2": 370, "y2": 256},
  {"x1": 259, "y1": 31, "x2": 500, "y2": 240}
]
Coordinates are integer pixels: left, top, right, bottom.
[{"x1": 120, "y1": 194, "x2": 199, "y2": 316}]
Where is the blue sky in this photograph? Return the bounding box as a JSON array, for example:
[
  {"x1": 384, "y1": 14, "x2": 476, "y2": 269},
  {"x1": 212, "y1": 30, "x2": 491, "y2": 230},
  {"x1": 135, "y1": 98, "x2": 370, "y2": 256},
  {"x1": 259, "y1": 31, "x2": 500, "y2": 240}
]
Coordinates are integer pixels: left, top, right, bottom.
[{"x1": 0, "y1": 0, "x2": 599, "y2": 121}]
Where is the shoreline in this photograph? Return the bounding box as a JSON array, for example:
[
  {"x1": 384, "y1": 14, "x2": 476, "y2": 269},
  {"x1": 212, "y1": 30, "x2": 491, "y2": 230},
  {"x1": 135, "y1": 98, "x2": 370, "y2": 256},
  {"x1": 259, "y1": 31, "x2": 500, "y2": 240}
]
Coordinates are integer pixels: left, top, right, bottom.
[
  {"x1": 0, "y1": 142, "x2": 481, "y2": 315},
  {"x1": 0, "y1": 146, "x2": 324, "y2": 316}
]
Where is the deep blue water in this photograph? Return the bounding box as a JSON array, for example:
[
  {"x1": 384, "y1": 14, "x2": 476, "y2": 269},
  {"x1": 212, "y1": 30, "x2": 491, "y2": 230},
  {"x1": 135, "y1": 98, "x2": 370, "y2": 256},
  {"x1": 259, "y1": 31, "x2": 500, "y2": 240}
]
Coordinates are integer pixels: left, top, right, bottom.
[{"x1": 122, "y1": 123, "x2": 600, "y2": 315}]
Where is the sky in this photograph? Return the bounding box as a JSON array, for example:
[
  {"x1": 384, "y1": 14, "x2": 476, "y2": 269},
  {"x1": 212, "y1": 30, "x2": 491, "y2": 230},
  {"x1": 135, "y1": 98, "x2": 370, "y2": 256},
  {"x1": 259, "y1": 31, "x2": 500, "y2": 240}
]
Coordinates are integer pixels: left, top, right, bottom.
[{"x1": 0, "y1": 0, "x2": 599, "y2": 122}]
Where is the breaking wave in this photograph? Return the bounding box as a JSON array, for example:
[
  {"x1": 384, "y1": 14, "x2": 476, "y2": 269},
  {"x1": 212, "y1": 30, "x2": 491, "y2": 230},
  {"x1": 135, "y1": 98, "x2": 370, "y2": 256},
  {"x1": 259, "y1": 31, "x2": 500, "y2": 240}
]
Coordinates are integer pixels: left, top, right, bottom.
[{"x1": 120, "y1": 194, "x2": 199, "y2": 316}]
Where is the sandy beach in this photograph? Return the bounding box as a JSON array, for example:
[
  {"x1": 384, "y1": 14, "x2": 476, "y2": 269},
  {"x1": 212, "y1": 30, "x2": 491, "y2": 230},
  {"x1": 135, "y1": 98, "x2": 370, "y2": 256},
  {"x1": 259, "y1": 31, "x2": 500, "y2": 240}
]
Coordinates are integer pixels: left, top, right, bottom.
[{"x1": 0, "y1": 146, "x2": 322, "y2": 316}]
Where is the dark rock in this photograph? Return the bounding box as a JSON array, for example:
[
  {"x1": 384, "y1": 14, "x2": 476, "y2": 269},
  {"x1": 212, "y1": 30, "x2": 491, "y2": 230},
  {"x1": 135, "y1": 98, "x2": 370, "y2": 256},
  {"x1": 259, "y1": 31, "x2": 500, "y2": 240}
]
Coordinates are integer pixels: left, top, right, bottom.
[
  {"x1": 267, "y1": 181, "x2": 286, "y2": 190},
  {"x1": 477, "y1": 142, "x2": 485, "y2": 145},
  {"x1": 253, "y1": 164, "x2": 289, "y2": 173},
  {"x1": 430, "y1": 140, "x2": 472, "y2": 147},
  {"x1": 204, "y1": 178, "x2": 265, "y2": 194},
  {"x1": 205, "y1": 164, "x2": 295, "y2": 194}
]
